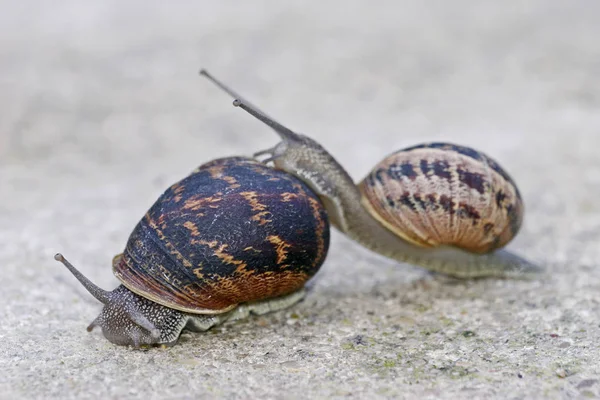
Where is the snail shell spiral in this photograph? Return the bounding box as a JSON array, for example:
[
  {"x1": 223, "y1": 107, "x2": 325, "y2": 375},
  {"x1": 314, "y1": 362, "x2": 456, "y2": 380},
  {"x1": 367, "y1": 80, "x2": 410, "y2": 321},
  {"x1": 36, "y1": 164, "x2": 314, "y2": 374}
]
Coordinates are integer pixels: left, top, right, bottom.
[
  {"x1": 359, "y1": 143, "x2": 523, "y2": 254},
  {"x1": 114, "y1": 156, "x2": 330, "y2": 313}
]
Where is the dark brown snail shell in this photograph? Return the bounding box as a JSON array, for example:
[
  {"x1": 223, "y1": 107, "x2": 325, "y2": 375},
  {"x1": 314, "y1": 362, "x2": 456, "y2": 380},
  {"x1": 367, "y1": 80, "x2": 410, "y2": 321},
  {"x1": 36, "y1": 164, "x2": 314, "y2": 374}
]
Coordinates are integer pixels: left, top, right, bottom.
[
  {"x1": 359, "y1": 143, "x2": 523, "y2": 254},
  {"x1": 113, "y1": 156, "x2": 330, "y2": 314}
]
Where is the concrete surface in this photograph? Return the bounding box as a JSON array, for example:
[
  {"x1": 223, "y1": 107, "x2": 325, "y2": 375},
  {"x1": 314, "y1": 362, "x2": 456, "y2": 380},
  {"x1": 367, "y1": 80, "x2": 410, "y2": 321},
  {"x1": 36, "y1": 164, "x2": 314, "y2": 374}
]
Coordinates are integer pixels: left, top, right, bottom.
[{"x1": 1, "y1": 1, "x2": 599, "y2": 399}]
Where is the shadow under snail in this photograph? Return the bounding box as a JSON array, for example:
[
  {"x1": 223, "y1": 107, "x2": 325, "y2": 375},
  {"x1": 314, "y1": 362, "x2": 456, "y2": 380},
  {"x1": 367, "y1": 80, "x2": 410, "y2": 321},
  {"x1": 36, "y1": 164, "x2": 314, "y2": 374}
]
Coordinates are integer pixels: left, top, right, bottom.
[{"x1": 55, "y1": 70, "x2": 540, "y2": 348}]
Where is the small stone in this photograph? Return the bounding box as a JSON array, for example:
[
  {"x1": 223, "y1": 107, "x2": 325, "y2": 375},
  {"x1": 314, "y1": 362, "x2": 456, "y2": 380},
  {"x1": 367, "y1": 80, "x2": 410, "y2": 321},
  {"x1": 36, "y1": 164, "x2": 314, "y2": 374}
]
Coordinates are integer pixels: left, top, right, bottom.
[
  {"x1": 280, "y1": 360, "x2": 301, "y2": 370},
  {"x1": 577, "y1": 379, "x2": 598, "y2": 389},
  {"x1": 352, "y1": 335, "x2": 367, "y2": 346},
  {"x1": 178, "y1": 358, "x2": 199, "y2": 366}
]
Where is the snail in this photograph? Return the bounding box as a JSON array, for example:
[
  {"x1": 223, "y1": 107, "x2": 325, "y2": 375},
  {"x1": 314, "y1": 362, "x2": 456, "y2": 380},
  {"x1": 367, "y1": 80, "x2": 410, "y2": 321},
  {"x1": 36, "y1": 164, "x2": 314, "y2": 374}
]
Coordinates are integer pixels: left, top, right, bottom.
[
  {"x1": 55, "y1": 156, "x2": 330, "y2": 347},
  {"x1": 199, "y1": 70, "x2": 540, "y2": 279}
]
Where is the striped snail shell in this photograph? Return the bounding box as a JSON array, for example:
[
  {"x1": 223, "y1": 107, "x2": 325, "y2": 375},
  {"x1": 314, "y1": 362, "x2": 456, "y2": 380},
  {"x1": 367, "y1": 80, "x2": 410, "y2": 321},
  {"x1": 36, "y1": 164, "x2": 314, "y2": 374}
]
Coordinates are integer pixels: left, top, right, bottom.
[
  {"x1": 359, "y1": 143, "x2": 523, "y2": 254},
  {"x1": 114, "y1": 156, "x2": 330, "y2": 313}
]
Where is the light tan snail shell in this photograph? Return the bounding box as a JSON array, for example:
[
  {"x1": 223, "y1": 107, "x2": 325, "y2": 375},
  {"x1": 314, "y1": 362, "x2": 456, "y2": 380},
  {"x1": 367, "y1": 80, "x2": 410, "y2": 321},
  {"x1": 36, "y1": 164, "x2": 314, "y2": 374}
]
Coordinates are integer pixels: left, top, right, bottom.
[{"x1": 358, "y1": 142, "x2": 523, "y2": 254}]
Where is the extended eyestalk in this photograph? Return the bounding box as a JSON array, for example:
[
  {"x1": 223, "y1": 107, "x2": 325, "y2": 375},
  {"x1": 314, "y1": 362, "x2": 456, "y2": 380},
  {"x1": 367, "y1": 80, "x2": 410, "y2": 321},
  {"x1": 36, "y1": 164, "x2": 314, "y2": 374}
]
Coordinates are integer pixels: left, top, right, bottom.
[
  {"x1": 232, "y1": 98, "x2": 300, "y2": 141},
  {"x1": 199, "y1": 69, "x2": 246, "y2": 102},
  {"x1": 54, "y1": 253, "x2": 111, "y2": 304},
  {"x1": 199, "y1": 68, "x2": 301, "y2": 142},
  {"x1": 199, "y1": 69, "x2": 267, "y2": 118}
]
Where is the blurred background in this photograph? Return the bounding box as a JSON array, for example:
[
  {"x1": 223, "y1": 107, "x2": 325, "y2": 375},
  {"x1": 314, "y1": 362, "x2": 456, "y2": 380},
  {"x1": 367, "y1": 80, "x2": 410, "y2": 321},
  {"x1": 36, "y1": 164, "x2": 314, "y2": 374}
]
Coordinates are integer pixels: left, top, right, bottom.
[
  {"x1": 2, "y1": 0, "x2": 600, "y2": 273},
  {"x1": 3, "y1": 1, "x2": 599, "y2": 165},
  {"x1": 2, "y1": 1, "x2": 600, "y2": 398}
]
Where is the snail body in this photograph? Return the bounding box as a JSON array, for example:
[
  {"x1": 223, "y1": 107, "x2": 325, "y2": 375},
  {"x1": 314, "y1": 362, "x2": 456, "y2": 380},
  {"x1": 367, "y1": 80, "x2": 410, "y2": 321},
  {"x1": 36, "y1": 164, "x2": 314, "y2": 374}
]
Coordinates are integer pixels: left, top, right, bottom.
[
  {"x1": 199, "y1": 70, "x2": 539, "y2": 279},
  {"x1": 56, "y1": 156, "x2": 329, "y2": 347}
]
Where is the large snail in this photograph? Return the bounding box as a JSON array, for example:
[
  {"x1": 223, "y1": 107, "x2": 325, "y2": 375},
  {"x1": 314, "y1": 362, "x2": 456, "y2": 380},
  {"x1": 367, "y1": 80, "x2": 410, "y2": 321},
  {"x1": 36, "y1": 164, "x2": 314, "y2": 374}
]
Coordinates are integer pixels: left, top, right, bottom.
[
  {"x1": 199, "y1": 70, "x2": 540, "y2": 279},
  {"x1": 55, "y1": 157, "x2": 329, "y2": 347}
]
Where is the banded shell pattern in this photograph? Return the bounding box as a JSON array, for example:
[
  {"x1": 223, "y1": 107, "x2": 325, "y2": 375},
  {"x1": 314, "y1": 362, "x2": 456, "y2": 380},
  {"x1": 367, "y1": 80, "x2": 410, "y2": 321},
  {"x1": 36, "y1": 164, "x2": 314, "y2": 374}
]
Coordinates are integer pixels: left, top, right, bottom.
[
  {"x1": 113, "y1": 156, "x2": 330, "y2": 314},
  {"x1": 359, "y1": 143, "x2": 523, "y2": 254}
]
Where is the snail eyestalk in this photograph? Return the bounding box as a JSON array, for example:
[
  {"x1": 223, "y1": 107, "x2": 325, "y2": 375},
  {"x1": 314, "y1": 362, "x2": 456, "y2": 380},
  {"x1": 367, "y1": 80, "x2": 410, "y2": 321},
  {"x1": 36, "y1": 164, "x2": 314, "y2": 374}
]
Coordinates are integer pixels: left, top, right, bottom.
[
  {"x1": 199, "y1": 69, "x2": 301, "y2": 142},
  {"x1": 232, "y1": 98, "x2": 301, "y2": 142},
  {"x1": 54, "y1": 253, "x2": 111, "y2": 304},
  {"x1": 199, "y1": 69, "x2": 267, "y2": 117},
  {"x1": 199, "y1": 69, "x2": 246, "y2": 101}
]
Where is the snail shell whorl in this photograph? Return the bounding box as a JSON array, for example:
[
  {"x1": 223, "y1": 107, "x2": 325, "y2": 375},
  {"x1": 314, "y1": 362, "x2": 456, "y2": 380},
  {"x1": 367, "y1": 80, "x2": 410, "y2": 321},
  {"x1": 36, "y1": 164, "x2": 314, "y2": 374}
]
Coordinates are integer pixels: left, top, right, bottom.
[
  {"x1": 113, "y1": 156, "x2": 330, "y2": 314},
  {"x1": 359, "y1": 143, "x2": 523, "y2": 254}
]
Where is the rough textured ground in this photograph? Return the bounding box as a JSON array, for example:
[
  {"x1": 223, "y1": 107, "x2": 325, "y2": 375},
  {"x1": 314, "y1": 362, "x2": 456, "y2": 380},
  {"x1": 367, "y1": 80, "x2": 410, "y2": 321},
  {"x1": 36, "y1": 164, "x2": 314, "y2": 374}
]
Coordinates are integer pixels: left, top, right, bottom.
[{"x1": 1, "y1": 1, "x2": 600, "y2": 399}]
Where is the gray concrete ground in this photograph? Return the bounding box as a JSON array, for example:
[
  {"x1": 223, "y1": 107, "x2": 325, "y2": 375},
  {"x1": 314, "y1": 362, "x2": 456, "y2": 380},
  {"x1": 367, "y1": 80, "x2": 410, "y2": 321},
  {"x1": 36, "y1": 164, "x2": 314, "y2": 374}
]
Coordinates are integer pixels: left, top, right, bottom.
[{"x1": 1, "y1": 1, "x2": 599, "y2": 399}]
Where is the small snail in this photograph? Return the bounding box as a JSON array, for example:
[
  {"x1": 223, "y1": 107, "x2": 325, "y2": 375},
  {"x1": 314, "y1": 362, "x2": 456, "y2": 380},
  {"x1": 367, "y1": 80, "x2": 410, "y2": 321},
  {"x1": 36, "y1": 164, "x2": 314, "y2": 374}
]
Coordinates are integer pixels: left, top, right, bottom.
[
  {"x1": 199, "y1": 70, "x2": 540, "y2": 279},
  {"x1": 56, "y1": 157, "x2": 329, "y2": 347}
]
